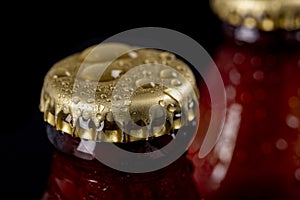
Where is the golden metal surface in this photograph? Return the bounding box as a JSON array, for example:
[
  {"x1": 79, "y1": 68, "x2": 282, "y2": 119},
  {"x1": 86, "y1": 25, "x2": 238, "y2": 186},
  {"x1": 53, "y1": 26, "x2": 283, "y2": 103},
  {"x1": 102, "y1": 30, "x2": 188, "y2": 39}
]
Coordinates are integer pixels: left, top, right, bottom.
[
  {"x1": 40, "y1": 43, "x2": 199, "y2": 142},
  {"x1": 210, "y1": 0, "x2": 300, "y2": 31}
]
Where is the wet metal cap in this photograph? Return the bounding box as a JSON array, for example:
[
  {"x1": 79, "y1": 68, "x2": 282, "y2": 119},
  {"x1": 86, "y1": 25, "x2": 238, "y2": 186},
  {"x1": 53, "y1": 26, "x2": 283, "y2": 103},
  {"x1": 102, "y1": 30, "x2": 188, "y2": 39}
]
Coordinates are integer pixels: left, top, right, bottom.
[
  {"x1": 210, "y1": 0, "x2": 300, "y2": 31},
  {"x1": 40, "y1": 43, "x2": 199, "y2": 143}
]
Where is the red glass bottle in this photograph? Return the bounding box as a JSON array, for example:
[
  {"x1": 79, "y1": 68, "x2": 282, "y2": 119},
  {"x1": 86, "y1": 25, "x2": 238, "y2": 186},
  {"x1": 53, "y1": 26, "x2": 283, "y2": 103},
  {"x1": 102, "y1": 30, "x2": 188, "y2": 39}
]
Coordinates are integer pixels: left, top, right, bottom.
[
  {"x1": 39, "y1": 43, "x2": 201, "y2": 200},
  {"x1": 188, "y1": 0, "x2": 300, "y2": 199}
]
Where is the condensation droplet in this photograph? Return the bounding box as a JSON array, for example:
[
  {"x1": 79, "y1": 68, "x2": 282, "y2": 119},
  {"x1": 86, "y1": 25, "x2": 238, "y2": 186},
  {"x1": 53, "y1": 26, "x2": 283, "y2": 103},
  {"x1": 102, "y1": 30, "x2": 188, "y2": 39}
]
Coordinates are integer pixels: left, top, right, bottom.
[
  {"x1": 72, "y1": 96, "x2": 80, "y2": 104},
  {"x1": 123, "y1": 93, "x2": 130, "y2": 98},
  {"x1": 142, "y1": 70, "x2": 152, "y2": 76},
  {"x1": 159, "y1": 100, "x2": 165, "y2": 107},
  {"x1": 171, "y1": 133, "x2": 176, "y2": 139},
  {"x1": 100, "y1": 94, "x2": 107, "y2": 99},
  {"x1": 210, "y1": 163, "x2": 227, "y2": 184},
  {"x1": 176, "y1": 65, "x2": 185, "y2": 71},
  {"x1": 160, "y1": 69, "x2": 178, "y2": 78},
  {"x1": 286, "y1": 114, "x2": 299, "y2": 129},
  {"x1": 225, "y1": 85, "x2": 236, "y2": 101},
  {"x1": 136, "y1": 79, "x2": 146, "y2": 88},
  {"x1": 167, "y1": 103, "x2": 177, "y2": 112},
  {"x1": 175, "y1": 113, "x2": 181, "y2": 117},
  {"x1": 65, "y1": 71, "x2": 71, "y2": 76},
  {"x1": 87, "y1": 98, "x2": 95, "y2": 103},
  {"x1": 295, "y1": 168, "x2": 300, "y2": 181},
  {"x1": 132, "y1": 111, "x2": 137, "y2": 115},
  {"x1": 111, "y1": 69, "x2": 123, "y2": 79},
  {"x1": 275, "y1": 138, "x2": 288, "y2": 150},
  {"x1": 110, "y1": 86, "x2": 115, "y2": 91},
  {"x1": 128, "y1": 51, "x2": 138, "y2": 58},
  {"x1": 229, "y1": 69, "x2": 241, "y2": 85},
  {"x1": 288, "y1": 96, "x2": 300, "y2": 108},
  {"x1": 250, "y1": 56, "x2": 262, "y2": 67},
  {"x1": 124, "y1": 100, "x2": 131, "y2": 106},
  {"x1": 88, "y1": 193, "x2": 96, "y2": 199},
  {"x1": 171, "y1": 79, "x2": 182, "y2": 86},
  {"x1": 120, "y1": 107, "x2": 128, "y2": 112},
  {"x1": 96, "y1": 113, "x2": 102, "y2": 120},
  {"x1": 253, "y1": 70, "x2": 264, "y2": 81},
  {"x1": 106, "y1": 98, "x2": 111, "y2": 102},
  {"x1": 112, "y1": 101, "x2": 121, "y2": 107},
  {"x1": 160, "y1": 52, "x2": 175, "y2": 60},
  {"x1": 125, "y1": 77, "x2": 132, "y2": 82},
  {"x1": 233, "y1": 53, "x2": 245, "y2": 65},
  {"x1": 188, "y1": 100, "x2": 195, "y2": 109},
  {"x1": 144, "y1": 58, "x2": 157, "y2": 64},
  {"x1": 150, "y1": 82, "x2": 155, "y2": 87},
  {"x1": 113, "y1": 95, "x2": 122, "y2": 101}
]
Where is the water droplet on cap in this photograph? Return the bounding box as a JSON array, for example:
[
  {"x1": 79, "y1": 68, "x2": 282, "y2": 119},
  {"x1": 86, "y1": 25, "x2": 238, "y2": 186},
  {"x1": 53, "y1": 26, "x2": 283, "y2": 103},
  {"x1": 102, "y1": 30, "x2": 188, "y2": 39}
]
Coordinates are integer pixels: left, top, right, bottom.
[
  {"x1": 160, "y1": 69, "x2": 178, "y2": 79},
  {"x1": 171, "y1": 79, "x2": 182, "y2": 86},
  {"x1": 87, "y1": 98, "x2": 95, "y2": 103},
  {"x1": 113, "y1": 95, "x2": 122, "y2": 101},
  {"x1": 124, "y1": 100, "x2": 131, "y2": 106},
  {"x1": 286, "y1": 114, "x2": 299, "y2": 129},
  {"x1": 111, "y1": 69, "x2": 123, "y2": 79},
  {"x1": 159, "y1": 52, "x2": 175, "y2": 60},
  {"x1": 275, "y1": 138, "x2": 288, "y2": 150},
  {"x1": 100, "y1": 94, "x2": 107, "y2": 99},
  {"x1": 159, "y1": 100, "x2": 165, "y2": 107},
  {"x1": 120, "y1": 107, "x2": 128, "y2": 112},
  {"x1": 167, "y1": 103, "x2": 177, "y2": 112},
  {"x1": 72, "y1": 96, "x2": 80, "y2": 104},
  {"x1": 142, "y1": 70, "x2": 152, "y2": 76},
  {"x1": 188, "y1": 100, "x2": 195, "y2": 109}
]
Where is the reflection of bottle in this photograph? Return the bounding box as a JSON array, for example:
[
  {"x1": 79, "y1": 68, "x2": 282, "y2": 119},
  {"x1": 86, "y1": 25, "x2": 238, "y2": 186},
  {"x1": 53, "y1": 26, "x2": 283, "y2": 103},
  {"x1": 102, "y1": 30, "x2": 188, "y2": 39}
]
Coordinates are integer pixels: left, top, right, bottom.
[
  {"x1": 188, "y1": 0, "x2": 300, "y2": 199},
  {"x1": 39, "y1": 43, "x2": 201, "y2": 199}
]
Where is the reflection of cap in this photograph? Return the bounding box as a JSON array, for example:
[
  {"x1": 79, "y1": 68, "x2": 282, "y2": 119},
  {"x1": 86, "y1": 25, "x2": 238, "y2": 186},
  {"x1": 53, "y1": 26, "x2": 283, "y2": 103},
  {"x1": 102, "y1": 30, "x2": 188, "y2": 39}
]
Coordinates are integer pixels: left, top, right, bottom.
[
  {"x1": 40, "y1": 43, "x2": 199, "y2": 143},
  {"x1": 210, "y1": 0, "x2": 300, "y2": 31}
]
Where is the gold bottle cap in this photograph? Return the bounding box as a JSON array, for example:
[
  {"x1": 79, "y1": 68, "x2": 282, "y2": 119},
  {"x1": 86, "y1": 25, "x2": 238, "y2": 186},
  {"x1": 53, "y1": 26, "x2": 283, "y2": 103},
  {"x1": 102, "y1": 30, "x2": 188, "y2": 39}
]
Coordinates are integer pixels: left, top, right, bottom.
[
  {"x1": 40, "y1": 43, "x2": 199, "y2": 143},
  {"x1": 210, "y1": 0, "x2": 300, "y2": 31}
]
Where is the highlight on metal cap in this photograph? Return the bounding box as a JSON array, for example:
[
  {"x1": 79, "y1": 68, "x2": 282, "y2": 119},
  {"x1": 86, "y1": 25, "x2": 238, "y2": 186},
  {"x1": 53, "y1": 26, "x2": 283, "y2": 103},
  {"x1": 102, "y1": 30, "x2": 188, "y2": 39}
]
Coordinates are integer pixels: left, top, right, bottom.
[{"x1": 39, "y1": 42, "x2": 199, "y2": 143}]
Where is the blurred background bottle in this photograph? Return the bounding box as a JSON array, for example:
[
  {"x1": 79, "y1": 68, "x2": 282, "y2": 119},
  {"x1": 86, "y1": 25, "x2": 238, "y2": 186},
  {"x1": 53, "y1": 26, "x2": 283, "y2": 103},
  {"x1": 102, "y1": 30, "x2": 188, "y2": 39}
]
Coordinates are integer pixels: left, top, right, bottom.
[{"x1": 188, "y1": 0, "x2": 300, "y2": 199}]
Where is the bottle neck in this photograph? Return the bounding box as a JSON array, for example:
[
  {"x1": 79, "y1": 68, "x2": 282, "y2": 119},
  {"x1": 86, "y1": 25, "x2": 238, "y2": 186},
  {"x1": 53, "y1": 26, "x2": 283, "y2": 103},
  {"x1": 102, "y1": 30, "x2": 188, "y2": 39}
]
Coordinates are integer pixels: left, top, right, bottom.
[{"x1": 46, "y1": 124, "x2": 174, "y2": 161}]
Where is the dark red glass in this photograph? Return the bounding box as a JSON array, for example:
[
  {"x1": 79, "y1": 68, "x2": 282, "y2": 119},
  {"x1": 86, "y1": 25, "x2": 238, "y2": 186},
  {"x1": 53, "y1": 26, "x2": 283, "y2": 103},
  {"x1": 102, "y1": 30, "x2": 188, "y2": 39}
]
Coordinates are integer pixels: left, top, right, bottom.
[
  {"x1": 42, "y1": 125, "x2": 201, "y2": 200},
  {"x1": 188, "y1": 24, "x2": 300, "y2": 200}
]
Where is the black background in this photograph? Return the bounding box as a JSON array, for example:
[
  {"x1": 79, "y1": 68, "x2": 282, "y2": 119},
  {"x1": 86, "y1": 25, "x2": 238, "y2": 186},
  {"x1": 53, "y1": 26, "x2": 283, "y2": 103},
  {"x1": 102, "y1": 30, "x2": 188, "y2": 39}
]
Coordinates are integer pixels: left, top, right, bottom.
[{"x1": 1, "y1": 1, "x2": 223, "y2": 199}]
